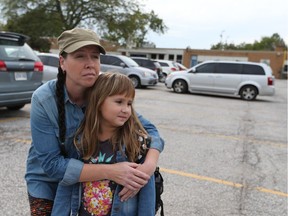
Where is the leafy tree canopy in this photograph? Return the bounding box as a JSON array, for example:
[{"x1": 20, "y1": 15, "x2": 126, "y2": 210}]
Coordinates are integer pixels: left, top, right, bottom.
[
  {"x1": 211, "y1": 33, "x2": 287, "y2": 51},
  {"x1": 1, "y1": 0, "x2": 167, "y2": 49}
]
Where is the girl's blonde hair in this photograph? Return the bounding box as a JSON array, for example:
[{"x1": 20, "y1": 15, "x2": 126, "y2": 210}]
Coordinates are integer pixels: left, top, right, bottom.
[{"x1": 74, "y1": 72, "x2": 148, "y2": 161}]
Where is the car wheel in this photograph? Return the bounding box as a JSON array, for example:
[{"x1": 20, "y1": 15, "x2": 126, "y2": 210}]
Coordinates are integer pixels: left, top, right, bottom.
[
  {"x1": 159, "y1": 74, "x2": 167, "y2": 83},
  {"x1": 7, "y1": 104, "x2": 25, "y2": 110},
  {"x1": 240, "y1": 85, "x2": 258, "y2": 100},
  {"x1": 129, "y1": 75, "x2": 141, "y2": 88},
  {"x1": 172, "y1": 80, "x2": 188, "y2": 93}
]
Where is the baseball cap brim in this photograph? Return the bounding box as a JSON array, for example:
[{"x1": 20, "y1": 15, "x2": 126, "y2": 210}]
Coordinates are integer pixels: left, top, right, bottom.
[{"x1": 63, "y1": 41, "x2": 106, "y2": 55}]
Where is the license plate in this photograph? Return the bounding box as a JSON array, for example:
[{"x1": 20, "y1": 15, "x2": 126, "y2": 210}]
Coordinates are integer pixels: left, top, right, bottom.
[{"x1": 15, "y1": 72, "x2": 27, "y2": 81}]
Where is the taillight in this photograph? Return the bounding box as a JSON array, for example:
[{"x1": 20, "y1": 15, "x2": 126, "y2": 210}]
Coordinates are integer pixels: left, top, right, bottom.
[
  {"x1": 171, "y1": 67, "x2": 177, "y2": 71},
  {"x1": 0, "y1": 61, "x2": 7, "y2": 71},
  {"x1": 34, "y1": 61, "x2": 43, "y2": 72},
  {"x1": 267, "y1": 77, "x2": 274, "y2": 86}
]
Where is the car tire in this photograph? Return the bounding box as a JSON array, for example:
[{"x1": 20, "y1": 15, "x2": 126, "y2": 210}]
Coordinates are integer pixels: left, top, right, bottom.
[
  {"x1": 129, "y1": 75, "x2": 141, "y2": 88},
  {"x1": 7, "y1": 104, "x2": 25, "y2": 110},
  {"x1": 159, "y1": 74, "x2": 167, "y2": 83},
  {"x1": 240, "y1": 85, "x2": 258, "y2": 101},
  {"x1": 172, "y1": 80, "x2": 188, "y2": 93}
]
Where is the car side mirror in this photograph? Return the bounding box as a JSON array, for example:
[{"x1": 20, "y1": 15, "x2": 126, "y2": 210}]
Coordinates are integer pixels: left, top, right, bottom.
[
  {"x1": 120, "y1": 62, "x2": 126, "y2": 68},
  {"x1": 190, "y1": 68, "x2": 196, "y2": 73}
]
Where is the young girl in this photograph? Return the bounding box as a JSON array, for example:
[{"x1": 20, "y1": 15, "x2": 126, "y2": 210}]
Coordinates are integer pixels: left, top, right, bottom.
[{"x1": 52, "y1": 72, "x2": 157, "y2": 216}]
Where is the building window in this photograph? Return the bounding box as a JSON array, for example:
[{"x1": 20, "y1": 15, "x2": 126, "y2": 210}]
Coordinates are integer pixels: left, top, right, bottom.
[
  {"x1": 176, "y1": 55, "x2": 182, "y2": 63},
  {"x1": 151, "y1": 54, "x2": 157, "y2": 59},
  {"x1": 168, "y1": 54, "x2": 174, "y2": 61},
  {"x1": 158, "y1": 54, "x2": 165, "y2": 59}
]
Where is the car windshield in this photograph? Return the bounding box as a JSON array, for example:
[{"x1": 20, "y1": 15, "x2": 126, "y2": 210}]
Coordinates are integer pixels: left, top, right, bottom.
[{"x1": 121, "y1": 56, "x2": 139, "y2": 67}]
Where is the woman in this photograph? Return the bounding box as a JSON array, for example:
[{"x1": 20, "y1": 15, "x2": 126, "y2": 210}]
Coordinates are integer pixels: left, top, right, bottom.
[
  {"x1": 53, "y1": 72, "x2": 157, "y2": 215},
  {"x1": 25, "y1": 28, "x2": 164, "y2": 215}
]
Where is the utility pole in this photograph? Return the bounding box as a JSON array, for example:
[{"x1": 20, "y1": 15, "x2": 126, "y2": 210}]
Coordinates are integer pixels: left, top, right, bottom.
[{"x1": 220, "y1": 30, "x2": 225, "y2": 50}]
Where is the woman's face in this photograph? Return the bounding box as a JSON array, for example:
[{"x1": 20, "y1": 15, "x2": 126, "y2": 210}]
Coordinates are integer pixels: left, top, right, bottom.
[{"x1": 60, "y1": 45, "x2": 101, "y2": 89}]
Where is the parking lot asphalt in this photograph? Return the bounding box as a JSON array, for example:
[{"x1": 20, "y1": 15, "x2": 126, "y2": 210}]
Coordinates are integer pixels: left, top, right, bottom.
[{"x1": 0, "y1": 79, "x2": 287, "y2": 216}]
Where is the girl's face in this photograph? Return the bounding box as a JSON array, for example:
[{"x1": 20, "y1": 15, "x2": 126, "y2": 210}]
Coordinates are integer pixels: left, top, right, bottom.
[
  {"x1": 60, "y1": 45, "x2": 101, "y2": 88},
  {"x1": 100, "y1": 94, "x2": 133, "y2": 129}
]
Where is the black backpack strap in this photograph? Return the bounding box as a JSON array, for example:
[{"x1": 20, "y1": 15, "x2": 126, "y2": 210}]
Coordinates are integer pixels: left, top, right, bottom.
[{"x1": 155, "y1": 167, "x2": 164, "y2": 215}]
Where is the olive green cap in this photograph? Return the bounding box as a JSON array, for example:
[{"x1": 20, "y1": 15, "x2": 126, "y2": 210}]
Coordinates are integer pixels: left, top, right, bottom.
[{"x1": 57, "y1": 28, "x2": 106, "y2": 54}]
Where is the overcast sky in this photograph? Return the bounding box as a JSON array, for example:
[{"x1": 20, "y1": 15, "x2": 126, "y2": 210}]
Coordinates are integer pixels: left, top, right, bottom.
[{"x1": 143, "y1": 0, "x2": 288, "y2": 49}]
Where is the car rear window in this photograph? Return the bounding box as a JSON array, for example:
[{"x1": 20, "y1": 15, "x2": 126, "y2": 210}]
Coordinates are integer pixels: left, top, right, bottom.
[
  {"x1": 242, "y1": 65, "x2": 265, "y2": 75},
  {"x1": 39, "y1": 55, "x2": 59, "y2": 67},
  {"x1": 159, "y1": 62, "x2": 168, "y2": 67},
  {"x1": 0, "y1": 43, "x2": 38, "y2": 61},
  {"x1": 142, "y1": 60, "x2": 154, "y2": 67},
  {"x1": 100, "y1": 55, "x2": 123, "y2": 66}
]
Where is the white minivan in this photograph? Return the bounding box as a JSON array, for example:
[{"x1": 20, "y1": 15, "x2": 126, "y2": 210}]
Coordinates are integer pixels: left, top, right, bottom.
[{"x1": 165, "y1": 60, "x2": 275, "y2": 101}]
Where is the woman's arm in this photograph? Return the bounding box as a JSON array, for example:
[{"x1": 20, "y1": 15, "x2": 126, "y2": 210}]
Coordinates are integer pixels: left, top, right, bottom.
[
  {"x1": 119, "y1": 113, "x2": 164, "y2": 201},
  {"x1": 30, "y1": 94, "x2": 75, "y2": 181},
  {"x1": 79, "y1": 162, "x2": 150, "y2": 190},
  {"x1": 137, "y1": 113, "x2": 165, "y2": 153}
]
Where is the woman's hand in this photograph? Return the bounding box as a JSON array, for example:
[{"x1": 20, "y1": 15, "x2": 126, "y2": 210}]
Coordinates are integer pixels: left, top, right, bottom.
[
  {"x1": 118, "y1": 149, "x2": 160, "y2": 201},
  {"x1": 111, "y1": 162, "x2": 150, "y2": 190}
]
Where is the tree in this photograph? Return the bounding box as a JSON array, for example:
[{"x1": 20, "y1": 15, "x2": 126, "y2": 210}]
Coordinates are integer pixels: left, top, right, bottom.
[
  {"x1": 211, "y1": 33, "x2": 287, "y2": 51},
  {"x1": 103, "y1": 10, "x2": 166, "y2": 48},
  {"x1": 1, "y1": 0, "x2": 167, "y2": 48}
]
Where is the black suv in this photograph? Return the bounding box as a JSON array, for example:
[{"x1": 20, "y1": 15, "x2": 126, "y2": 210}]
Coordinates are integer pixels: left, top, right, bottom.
[
  {"x1": 0, "y1": 31, "x2": 43, "y2": 110},
  {"x1": 130, "y1": 57, "x2": 163, "y2": 81}
]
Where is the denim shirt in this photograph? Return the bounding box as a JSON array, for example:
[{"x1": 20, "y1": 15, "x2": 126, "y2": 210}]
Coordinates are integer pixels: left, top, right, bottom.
[
  {"x1": 25, "y1": 79, "x2": 164, "y2": 201},
  {"x1": 52, "y1": 147, "x2": 155, "y2": 216}
]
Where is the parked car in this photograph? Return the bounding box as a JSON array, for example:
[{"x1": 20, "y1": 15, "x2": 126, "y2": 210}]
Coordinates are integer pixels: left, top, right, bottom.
[
  {"x1": 37, "y1": 53, "x2": 59, "y2": 82},
  {"x1": 100, "y1": 54, "x2": 158, "y2": 88},
  {"x1": 0, "y1": 31, "x2": 43, "y2": 110},
  {"x1": 281, "y1": 60, "x2": 287, "y2": 79},
  {"x1": 130, "y1": 57, "x2": 163, "y2": 81},
  {"x1": 165, "y1": 60, "x2": 275, "y2": 101},
  {"x1": 155, "y1": 59, "x2": 179, "y2": 82}
]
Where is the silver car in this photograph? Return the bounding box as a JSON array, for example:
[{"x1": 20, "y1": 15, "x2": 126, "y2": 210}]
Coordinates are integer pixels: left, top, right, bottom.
[
  {"x1": 37, "y1": 53, "x2": 59, "y2": 83},
  {"x1": 0, "y1": 31, "x2": 43, "y2": 110},
  {"x1": 165, "y1": 60, "x2": 275, "y2": 101},
  {"x1": 100, "y1": 54, "x2": 158, "y2": 88}
]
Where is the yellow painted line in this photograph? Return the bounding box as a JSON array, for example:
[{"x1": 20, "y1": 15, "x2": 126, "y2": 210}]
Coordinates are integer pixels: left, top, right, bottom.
[
  {"x1": 15, "y1": 139, "x2": 31, "y2": 144},
  {"x1": 0, "y1": 117, "x2": 26, "y2": 123},
  {"x1": 160, "y1": 167, "x2": 288, "y2": 198},
  {"x1": 254, "y1": 187, "x2": 288, "y2": 197}
]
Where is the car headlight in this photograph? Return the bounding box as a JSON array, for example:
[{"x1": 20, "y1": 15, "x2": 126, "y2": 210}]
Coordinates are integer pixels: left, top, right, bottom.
[{"x1": 141, "y1": 71, "x2": 153, "y2": 77}]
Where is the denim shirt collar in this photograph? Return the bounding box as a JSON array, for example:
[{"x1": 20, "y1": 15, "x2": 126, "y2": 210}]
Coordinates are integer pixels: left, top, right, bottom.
[{"x1": 63, "y1": 85, "x2": 87, "y2": 111}]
